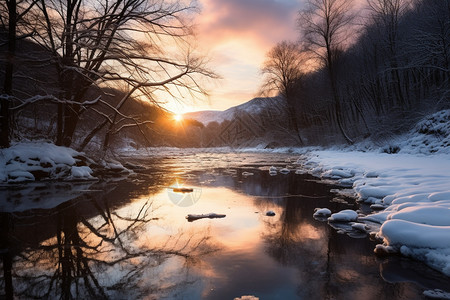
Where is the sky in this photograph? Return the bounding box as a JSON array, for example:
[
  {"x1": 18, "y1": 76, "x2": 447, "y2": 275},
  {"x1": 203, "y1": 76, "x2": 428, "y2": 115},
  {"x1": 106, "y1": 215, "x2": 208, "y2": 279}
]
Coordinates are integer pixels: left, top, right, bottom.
[{"x1": 169, "y1": 0, "x2": 303, "y2": 113}]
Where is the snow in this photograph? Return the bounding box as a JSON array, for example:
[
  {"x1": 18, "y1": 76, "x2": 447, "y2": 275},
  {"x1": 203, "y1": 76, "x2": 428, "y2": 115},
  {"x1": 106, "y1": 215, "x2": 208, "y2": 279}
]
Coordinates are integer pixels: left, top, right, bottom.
[
  {"x1": 423, "y1": 289, "x2": 450, "y2": 299},
  {"x1": 378, "y1": 220, "x2": 450, "y2": 249},
  {"x1": 304, "y1": 149, "x2": 450, "y2": 275},
  {"x1": 313, "y1": 208, "x2": 332, "y2": 217},
  {"x1": 301, "y1": 110, "x2": 450, "y2": 276},
  {"x1": 269, "y1": 166, "x2": 277, "y2": 176},
  {"x1": 279, "y1": 167, "x2": 290, "y2": 174},
  {"x1": 70, "y1": 166, "x2": 94, "y2": 179},
  {"x1": 351, "y1": 223, "x2": 369, "y2": 232},
  {"x1": 328, "y1": 209, "x2": 358, "y2": 222},
  {"x1": 0, "y1": 141, "x2": 96, "y2": 183}
]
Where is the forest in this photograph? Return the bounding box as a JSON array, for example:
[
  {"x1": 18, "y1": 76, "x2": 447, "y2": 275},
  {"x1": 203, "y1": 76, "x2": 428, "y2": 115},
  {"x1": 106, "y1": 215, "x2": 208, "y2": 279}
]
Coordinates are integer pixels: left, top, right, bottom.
[
  {"x1": 260, "y1": 0, "x2": 450, "y2": 146},
  {"x1": 1, "y1": 0, "x2": 449, "y2": 151}
]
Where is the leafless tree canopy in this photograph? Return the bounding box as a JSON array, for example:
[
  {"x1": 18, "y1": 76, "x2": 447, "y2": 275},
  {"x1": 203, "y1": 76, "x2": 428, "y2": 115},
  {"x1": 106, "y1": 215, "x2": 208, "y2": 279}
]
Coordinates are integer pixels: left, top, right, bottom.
[
  {"x1": 298, "y1": 0, "x2": 355, "y2": 68},
  {"x1": 298, "y1": 0, "x2": 356, "y2": 144},
  {"x1": 261, "y1": 41, "x2": 305, "y2": 99},
  {"x1": 1, "y1": 0, "x2": 217, "y2": 148}
]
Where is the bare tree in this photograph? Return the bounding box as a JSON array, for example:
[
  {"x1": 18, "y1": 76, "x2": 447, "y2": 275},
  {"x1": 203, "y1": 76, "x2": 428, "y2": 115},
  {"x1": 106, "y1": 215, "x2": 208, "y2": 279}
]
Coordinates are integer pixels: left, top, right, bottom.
[
  {"x1": 0, "y1": 0, "x2": 16, "y2": 148},
  {"x1": 16, "y1": 0, "x2": 216, "y2": 148},
  {"x1": 298, "y1": 0, "x2": 355, "y2": 144},
  {"x1": 260, "y1": 41, "x2": 306, "y2": 144},
  {"x1": 1, "y1": 0, "x2": 38, "y2": 148},
  {"x1": 367, "y1": 0, "x2": 412, "y2": 108}
]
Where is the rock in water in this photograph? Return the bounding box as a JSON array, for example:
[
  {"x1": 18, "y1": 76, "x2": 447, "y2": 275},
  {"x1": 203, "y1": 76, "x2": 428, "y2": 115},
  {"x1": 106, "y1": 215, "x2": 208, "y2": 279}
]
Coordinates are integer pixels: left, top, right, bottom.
[
  {"x1": 186, "y1": 213, "x2": 226, "y2": 222},
  {"x1": 279, "y1": 168, "x2": 290, "y2": 174}
]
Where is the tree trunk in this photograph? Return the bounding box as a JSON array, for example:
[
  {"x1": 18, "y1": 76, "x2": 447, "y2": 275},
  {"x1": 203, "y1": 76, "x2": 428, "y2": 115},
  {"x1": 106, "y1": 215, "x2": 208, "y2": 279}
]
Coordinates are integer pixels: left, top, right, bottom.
[
  {"x1": 1, "y1": 0, "x2": 16, "y2": 148},
  {"x1": 0, "y1": 213, "x2": 14, "y2": 299},
  {"x1": 56, "y1": 103, "x2": 64, "y2": 145},
  {"x1": 61, "y1": 106, "x2": 79, "y2": 147},
  {"x1": 286, "y1": 98, "x2": 304, "y2": 145},
  {"x1": 327, "y1": 52, "x2": 353, "y2": 145}
]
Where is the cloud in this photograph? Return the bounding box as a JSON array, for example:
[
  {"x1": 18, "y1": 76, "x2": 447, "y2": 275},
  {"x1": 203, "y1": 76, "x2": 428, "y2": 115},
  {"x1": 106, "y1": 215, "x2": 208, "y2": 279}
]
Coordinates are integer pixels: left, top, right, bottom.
[
  {"x1": 188, "y1": 0, "x2": 302, "y2": 110},
  {"x1": 197, "y1": 0, "x2": 300, "y2": 48},
  {"x1": 168, "y1": 0, "x2": 367, "y2": 112}
]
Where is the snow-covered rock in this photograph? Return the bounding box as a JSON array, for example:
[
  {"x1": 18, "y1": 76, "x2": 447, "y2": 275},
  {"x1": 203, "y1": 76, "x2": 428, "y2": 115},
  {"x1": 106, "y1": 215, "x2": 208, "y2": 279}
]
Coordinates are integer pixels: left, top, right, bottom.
[
  {"x1": 328, "y1": 209, "x2": 358, "y2": 222},
  {"x1": 0, "y1": 142, "x2": 96, "y2": 183},
  {"x1": 313, "y1": 208, "x2": 332, "y2": 217},
  {"x1": 279, "y1": 167, "x2": 290, "y2": 174}
]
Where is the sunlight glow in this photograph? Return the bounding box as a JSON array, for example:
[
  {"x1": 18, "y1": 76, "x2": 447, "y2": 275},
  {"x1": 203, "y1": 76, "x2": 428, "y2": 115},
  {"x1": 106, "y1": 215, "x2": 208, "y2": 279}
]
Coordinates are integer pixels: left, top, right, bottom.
[{"x1": 173, "y1": 114, "x2": 183, "y2": 122}]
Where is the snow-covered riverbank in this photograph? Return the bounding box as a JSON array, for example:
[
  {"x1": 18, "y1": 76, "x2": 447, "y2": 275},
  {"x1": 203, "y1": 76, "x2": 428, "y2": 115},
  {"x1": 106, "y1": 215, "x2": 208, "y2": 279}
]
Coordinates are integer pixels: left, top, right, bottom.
[
  {"x1": 301, "y1": 110, "x2": 450, "y2": 278},
  {"x1": 304, "y1": 150, "x2": 450, "y2": 276}
]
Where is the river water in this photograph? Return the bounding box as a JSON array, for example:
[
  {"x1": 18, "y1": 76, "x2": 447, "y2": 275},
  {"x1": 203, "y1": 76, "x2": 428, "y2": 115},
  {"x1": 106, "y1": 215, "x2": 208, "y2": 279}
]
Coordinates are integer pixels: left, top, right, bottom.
[{"x1": 1, "y1": 151, "x2": 449, "y2": 299}]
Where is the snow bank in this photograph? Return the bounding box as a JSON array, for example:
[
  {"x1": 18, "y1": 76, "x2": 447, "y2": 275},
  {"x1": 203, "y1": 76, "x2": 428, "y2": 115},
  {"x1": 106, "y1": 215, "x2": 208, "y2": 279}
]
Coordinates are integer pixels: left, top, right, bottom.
[
  {"x1": 398, "y1": 109, "x2": 450, "y2": 155},
  {"x1": 303, "y1": 110, "x2": 450, "y2": 276},
  {"x1": 304, "y1": 148, "x2": 450, "y2": 276},
  {"x1": 0, "y1": 142, "x2": 96, "y2": 183}
]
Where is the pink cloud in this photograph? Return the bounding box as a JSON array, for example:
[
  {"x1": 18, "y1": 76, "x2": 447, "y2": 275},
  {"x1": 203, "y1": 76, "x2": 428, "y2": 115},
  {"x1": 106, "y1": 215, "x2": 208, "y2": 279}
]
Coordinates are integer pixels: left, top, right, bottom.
[{"x1": 197, "y1": 0, "x2": 300, "y2": 48}]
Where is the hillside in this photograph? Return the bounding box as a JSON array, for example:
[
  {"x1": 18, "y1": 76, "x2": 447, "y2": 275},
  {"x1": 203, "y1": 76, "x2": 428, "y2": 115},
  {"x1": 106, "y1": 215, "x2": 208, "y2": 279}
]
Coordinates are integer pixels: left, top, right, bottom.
[{"x1": 183, "y1": 96, "x2": 286, "y2": 125}]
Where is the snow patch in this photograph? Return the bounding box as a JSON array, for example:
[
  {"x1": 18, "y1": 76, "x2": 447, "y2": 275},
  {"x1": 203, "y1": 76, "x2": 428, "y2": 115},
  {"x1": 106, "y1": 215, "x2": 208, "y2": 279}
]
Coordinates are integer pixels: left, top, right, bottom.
[
  {"x1": 70, "y1": 166, "x2": 94, "y2": 179},
  {"x1": 328, "y1": 209, "x2": 358, "y2": 222},
  {"x1": 0, "y1": 141, "x2": 96, "y2": 183},
  {"x1": 313, "y1": 208, "x2": 332, "y2": 218}
]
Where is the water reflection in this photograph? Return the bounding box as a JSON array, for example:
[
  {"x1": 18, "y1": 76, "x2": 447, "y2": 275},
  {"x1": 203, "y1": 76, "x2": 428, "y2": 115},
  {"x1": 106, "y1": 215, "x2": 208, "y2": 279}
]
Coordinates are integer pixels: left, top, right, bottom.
[
  {"x1": 1, "y1": 153, "x2": 449, "y2": 299},
  {"x1": 0, "y1": 172, "x2": 215, "y2": 299}
]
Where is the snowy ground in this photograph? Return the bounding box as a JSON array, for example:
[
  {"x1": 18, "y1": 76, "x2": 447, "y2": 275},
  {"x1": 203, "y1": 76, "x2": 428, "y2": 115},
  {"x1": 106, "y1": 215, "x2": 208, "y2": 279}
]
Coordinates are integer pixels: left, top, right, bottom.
[
  {"x1": 303, "y1": 150, "x2": 450, "y2": 276},
  {"x1": 0, "y1": 141, "x2": 131, "y2": 184},
  {"x1": 300, "y1": 110, "x2": 450, "y2": 280}
]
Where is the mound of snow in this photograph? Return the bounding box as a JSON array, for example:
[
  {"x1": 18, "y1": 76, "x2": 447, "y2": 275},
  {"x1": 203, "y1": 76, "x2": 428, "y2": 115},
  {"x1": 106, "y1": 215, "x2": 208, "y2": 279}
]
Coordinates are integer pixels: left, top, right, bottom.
[
  {"x1": 0, "y1": 142, "x2": 96, "y2": 183},
  {"x1": 328, "y1": 209, "x2": 358, "y2": 222},
  {"x1": 313, "y1": 208, "x2": 332, "y2": 217},
  {"x1": 378, "y1": 219, "x2": 450, "y2": 250},
  {"x1": 423, "y1": 289, "x2": 450, "y2": 299}
]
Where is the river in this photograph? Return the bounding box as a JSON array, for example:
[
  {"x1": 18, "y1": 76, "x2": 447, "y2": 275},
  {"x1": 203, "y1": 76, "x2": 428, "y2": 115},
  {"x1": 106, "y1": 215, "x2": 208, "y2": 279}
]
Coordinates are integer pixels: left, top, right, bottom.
[{"x1": 1, "y1": 151, "x2": 449, "y2": 299}]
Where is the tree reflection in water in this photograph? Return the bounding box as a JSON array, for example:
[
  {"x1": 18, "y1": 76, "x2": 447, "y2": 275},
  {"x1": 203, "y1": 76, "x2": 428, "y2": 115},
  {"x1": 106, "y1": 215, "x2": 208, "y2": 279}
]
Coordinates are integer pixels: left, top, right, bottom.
[{"x1": 0, "y1": 179, "x2": 215, "y2": 299}]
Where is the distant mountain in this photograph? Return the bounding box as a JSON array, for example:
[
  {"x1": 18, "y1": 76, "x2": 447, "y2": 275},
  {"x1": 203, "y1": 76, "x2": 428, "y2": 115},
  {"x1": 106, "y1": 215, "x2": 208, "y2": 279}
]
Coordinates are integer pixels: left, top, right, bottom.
[{"x1": 183, "y1": 96, "x2": 287, "y2": 125}]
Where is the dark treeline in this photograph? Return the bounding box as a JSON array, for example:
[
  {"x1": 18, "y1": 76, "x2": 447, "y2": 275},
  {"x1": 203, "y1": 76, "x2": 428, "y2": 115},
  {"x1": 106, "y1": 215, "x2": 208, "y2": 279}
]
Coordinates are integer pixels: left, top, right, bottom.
[{"x1": 263, "y1": 0, "x2": 450, "y2": 145}]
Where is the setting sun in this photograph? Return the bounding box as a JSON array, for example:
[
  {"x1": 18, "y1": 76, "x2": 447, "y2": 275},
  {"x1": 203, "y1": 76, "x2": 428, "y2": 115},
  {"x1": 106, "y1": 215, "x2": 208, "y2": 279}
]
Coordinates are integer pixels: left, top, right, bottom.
[{"x1": 173, "y1": 114, "x2": 183, "y2": 122}]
